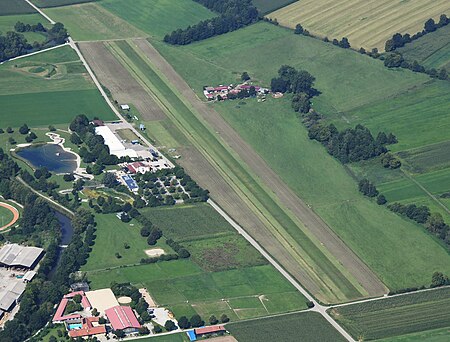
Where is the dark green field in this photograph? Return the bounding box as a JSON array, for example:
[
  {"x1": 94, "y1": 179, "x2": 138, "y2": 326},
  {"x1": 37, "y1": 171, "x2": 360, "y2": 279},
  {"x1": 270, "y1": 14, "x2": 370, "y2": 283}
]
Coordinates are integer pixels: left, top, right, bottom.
[
  {"x1": 227, "y1": 311, "x2": 346, "y2": 342},
  {"x1": 32, "y1": 0, "x2": 96, "y2": 7},
  {"x1": 330, "y1": 288, "x2": 450, "y2": 340},
  {"x1": 252, "y1": 0, "x2": 298, "y2": 14},
  {"x1": 398, "y1": 25, "x2": 450, "y2": 72},
  {"x1": 0, "y1": 0, "x2": 36, "y2": 15}
]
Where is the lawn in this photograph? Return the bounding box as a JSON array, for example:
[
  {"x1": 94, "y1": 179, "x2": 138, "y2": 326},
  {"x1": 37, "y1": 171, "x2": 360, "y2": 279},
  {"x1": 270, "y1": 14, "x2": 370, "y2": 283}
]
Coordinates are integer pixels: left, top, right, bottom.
[
  {"x1": 329, "y1": 287, "x2": 450, "y2": 340},
  {"x1": 227, "y1": 311, "x2": 346, "y2": 342},
  {"x1": 108, "y1": 39, "x2": 366, "y2": 303},
  {"x1": 398, "y1": 24, "x2": 450, "y2": 72},
  {"x1": 132, "y1": 333, "x2": 189, "y2": 342},
  {"x1": 0, "y1": 14, "x2": 49, "y2": 43},
  {"x1": 0, "y1": 206, "x2": 14, "y2": 228},
  {"x1": 99, "y1": 0, "x2": 215, "y2": 39},
  {"x1": 269, "y1": 0, "x2": 450, "y2": 51},
  {"x1": 153, "y1": 22, "x2": 450, "y2": 291},
  {"x1": 44, "y1": 3, "x2": 145, "y2": 41},
  {"x1": 0, "y1": 0, "x2": 36, "y2": 15}
]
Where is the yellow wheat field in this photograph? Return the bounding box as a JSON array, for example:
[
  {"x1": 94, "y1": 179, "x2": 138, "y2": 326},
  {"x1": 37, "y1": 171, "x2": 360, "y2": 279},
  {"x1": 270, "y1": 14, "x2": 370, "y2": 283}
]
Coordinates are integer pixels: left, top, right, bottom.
[{"x1": 269, "y1": 0, "x2": 450, "y2": 51}]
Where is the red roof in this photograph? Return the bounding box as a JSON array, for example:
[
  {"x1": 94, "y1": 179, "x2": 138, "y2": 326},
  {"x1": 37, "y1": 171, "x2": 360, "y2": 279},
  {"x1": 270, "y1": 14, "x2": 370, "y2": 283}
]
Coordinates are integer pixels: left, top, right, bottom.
[
  {"x1": 53, "y1": 292, "x2": 90, "y2": 322},
  {"x1": 69, "y1": 317, "x2": 106, "y2": 338},
  {"x1": 214, "y1": 86, "x2": 228, "y2": 91},
  {"x1": 81, "y1": 296, "x2": 91, "y2": 309},
  {"x1": 127, "y1": 164, "x2": 137, "y2": 174},
  {"x1": 105, "y1": 305, "x2": 141, "y2": 331},
  {"x1": 195, "y1": 325, "x2": 226, "y2": 335}
]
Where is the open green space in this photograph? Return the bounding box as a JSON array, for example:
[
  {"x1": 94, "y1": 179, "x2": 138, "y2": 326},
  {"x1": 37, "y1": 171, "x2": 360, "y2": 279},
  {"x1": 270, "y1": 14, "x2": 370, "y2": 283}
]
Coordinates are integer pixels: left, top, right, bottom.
[
  {"x1": 0, "y1": 0, "x2": 36, "y2": 15},
  {"x1": 108, "y1": 39, "x2": 366, "y2": 303},
  {"x1": 379, "y1": 327, "x2": 450, "y2": 342},
  {"x1": 0, "y1": 14, "x2": 49, "y2": 44},
  {"x1": 0, "y1": 206, "x2": 14, "y2": 227},
  {"x1": 33, "y1": 0, "x2": 97, "y2": 7},
  {"x1": 330, "y1": 287, "x2": 450, "y2": 341},
  {"x1": 398, "y1": 25, "x2": 450, "y2": 72},
  {"x1": 100, "y1": 0, "x2": 215, "y2": 39},
  {"x1": 45, "y1": 2, "x2": 145, "y2": 41},
  {"x1": 153, "y1": 22, "x2": 450, "y2": 291},
  {"x1": 253, "y1": 0, "x2": 298, "y2": 14},
  {"x1": 227, "y1": 311, "x2": 346, "y2": 342}
]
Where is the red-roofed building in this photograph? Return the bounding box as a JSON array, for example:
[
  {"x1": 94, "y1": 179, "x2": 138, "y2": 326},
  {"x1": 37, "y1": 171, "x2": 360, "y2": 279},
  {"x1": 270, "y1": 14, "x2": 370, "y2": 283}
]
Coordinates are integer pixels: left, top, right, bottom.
[
  {"x1": 194, "y1": 325, "x2": 226, "y2": 337},
  {"x1": 126, "y1": 162, "x2": 151, "y2": 174},
  {"x1": 52, "y1": 291, "x2": 91, "y2": 323},
  {"x1": 68, "y1": 317, "x2": 106, "y2": 338},
  {"x1": 105, "y1": 305, "x2": 141, "y2": 335}
]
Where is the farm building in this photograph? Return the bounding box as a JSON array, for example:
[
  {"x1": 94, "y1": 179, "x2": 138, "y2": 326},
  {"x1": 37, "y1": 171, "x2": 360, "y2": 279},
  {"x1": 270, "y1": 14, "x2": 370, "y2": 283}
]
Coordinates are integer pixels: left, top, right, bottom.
[
  {"x1": 68, "y1": 317, "x2": 106, "y2": 338},
  {"x1": 22, "y1": 270, "x2": 36, "y2": 283},
  {"x1": 194, "y1": 325, "x2": 227, "y2": 338},
  {"x1": 0, "y1": 244, "x2": 44, "y2": 270},
  {"x1": 95, "y1": 126, "x2": 138, "y2": 158},
  {"x1": 105, "y1": 305, "x2": 141, "y2": 335},
  {"x1": 126, "y1": 162, "x2": 151, "y2": 174},
  {"x1": 120, "y1": 104, "x2": 130, "y2": 110},
  {"x1": 53, "y1": 291, "x2": 92, "y2": 323},
  {"x1": 0, "y1": 282, "x2": 26, "y2": 312}
]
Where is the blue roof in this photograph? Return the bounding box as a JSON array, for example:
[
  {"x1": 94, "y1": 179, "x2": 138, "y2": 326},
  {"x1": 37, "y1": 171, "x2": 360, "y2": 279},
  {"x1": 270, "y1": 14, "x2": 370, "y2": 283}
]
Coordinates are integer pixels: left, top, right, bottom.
[
  {"x1": 186, "y1": 330, "x2": 197, "y2": 341},
  {"x1": 122, "y1": 175, "x2": 139, "y2": 190}
]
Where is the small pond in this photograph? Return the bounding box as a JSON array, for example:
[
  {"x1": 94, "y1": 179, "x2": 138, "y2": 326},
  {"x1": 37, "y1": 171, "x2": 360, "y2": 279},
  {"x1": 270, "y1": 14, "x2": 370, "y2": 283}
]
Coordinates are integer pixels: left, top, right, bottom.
[{"x1": 17, "y1": 143, "x2": 77, "y2": 174}]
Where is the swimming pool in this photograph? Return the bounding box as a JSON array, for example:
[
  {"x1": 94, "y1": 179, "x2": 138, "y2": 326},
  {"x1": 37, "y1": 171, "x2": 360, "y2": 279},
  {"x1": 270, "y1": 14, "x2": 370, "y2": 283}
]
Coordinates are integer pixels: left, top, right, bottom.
[{"x1": 68, "y1": 323, "x2": 82, "y2": 330}]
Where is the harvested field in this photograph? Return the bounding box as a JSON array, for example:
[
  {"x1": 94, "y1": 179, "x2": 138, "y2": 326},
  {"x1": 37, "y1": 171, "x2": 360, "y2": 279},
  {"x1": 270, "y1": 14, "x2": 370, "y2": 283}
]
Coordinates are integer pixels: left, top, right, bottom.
[
  {"x1": 330, "y1": 287, "x2": 450, "y2": 340},
  {"x1": 78, "y1": 41, "x2": 166, "y2": 121},
  {"x1": 132, "y1": 38, "x2": 387, "y2": 300},
  {"x1": 0, "y1": 0, "x2": 36, "y2": 15},
  {"x1": 269, "y1": 0, "x2": 450, "y2": 50}
]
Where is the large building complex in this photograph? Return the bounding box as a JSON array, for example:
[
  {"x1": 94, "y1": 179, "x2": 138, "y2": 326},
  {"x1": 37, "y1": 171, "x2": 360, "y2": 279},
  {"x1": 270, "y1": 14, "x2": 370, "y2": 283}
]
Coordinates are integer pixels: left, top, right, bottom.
[
  {"x1": 95, "y1": 126, "x2": 138, "y2": 159},
  {"x1": 0, "y1": 244, "x2": 44, "y2": 270}
]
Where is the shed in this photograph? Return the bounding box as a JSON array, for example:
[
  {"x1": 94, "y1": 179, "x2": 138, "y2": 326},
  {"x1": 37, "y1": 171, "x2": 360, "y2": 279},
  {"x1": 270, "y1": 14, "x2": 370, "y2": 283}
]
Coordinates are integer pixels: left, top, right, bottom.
[{"x1": 120, "y1": 104, "x2": 130, "y2": 110}]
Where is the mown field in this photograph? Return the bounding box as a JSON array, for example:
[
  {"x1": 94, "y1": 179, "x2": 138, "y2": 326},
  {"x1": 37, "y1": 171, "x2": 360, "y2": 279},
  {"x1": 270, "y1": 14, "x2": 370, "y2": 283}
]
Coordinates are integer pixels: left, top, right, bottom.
[
  {"x1": 153, "y1": 22, "x2": 450, "y2": 292},
  {"x1": 379, "y1": 327, "x2": 450, "y2": 342},
  {"x1": 330, "y1": 287, "x2": 450, "y2": 340},
  {"x1": 85, "y1": 204, "x2": 308, "y2": 321},
  {"x1": 252, "y1": 0, "x2": 297, "y2": 15},
  {"x1": 0, "y1": 0, "x2": 36, "y2": 15},
  {"x1": 0, "y1": 206, "x2": 14, "y2": 228},
  {"x1": 0, "y1": 13, "x2": 49, "y2": 43},
  {"x1": 398, "y1": 25, "x2": 450, "y2": 72},
  {"x1": 269, "y1": 0, "x2": 450, "y2": 50},
  {"x1": 104, "y1": 38, "x2": 369, "y2": 303},
  {"x1": 227, "y1": 311, "x2": 346, "y2": 342},
  {"x1": 0, "y1": 46, "x2": 114, "y2": 126}
]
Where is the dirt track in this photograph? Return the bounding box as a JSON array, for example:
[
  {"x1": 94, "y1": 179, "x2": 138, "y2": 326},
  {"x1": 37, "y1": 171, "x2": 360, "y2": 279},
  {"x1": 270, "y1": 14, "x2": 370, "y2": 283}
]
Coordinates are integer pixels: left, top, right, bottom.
[
  {"x1": 78, "y1": 42, "x2": 166, "y2": 121},
  {"x1": 0, "y1": 202, "x2": 19, "y2": 230},
  {"x1": 133, "y1": 39, "x2": 387, "y2": 298}
]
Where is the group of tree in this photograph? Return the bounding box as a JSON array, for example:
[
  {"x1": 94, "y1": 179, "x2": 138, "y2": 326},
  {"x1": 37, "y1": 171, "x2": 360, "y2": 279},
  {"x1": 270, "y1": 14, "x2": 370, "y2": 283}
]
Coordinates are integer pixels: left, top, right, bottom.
[
  {"x1": 178, "y1": 313, "x2": 229, "y2": 330},
  {"x1": 14, "y1": 21, "x2": 46, "y2": 34},
  {"x1": 380, "y1": 152, "x2": 401, "y2": 169},
  {"x1": 358, "y1": 179, "x2": 379, "y2": 197},
  {"x1": 163, "y1": 0, "x2": 258, "y2": 45},
  {"x1": 383, "y1": 52, "x2": 448, "y2": 80},
  {"x1": 385, "y1": 14, "x2": 449, "y2": 52}
]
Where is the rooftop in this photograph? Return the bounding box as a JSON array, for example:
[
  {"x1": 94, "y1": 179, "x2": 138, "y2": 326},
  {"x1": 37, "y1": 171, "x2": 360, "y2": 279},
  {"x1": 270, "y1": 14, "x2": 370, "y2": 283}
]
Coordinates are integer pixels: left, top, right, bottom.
[
  {"x1": 105, "y1": 305, "x2": 140, "y2": 331},
  {"x1": 0, "y1": 244, "x2": 44, "y2": 268}
]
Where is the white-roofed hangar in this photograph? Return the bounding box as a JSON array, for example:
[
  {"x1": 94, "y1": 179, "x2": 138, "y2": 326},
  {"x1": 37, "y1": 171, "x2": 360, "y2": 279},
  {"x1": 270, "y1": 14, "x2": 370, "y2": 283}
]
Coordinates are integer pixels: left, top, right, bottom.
[
  {"x1": 95, "y1": 126, "x2": 138, "y2": 159},
  {"x1": 0, "y1": 244, "x2": 44, "y2": 269}
]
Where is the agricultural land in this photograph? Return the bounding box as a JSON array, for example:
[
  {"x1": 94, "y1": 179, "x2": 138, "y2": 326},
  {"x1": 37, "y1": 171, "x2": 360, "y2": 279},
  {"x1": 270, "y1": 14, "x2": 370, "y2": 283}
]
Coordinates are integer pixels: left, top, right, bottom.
[
  {"x1": 269, "y1": 0, "x2": 450, "y2": 50},
  {"x1": 0, "y1": 0, "x2": 36, "y2": 15},
  {"x1": 329, "y1": 287, "x2": 450, "y2": 340}
]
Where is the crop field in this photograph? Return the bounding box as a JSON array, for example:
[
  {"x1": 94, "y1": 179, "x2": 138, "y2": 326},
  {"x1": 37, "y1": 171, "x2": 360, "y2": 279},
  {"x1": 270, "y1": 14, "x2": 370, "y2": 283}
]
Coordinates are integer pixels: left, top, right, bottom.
[
  {"x1": 33, "y1": 0, "x2": 96, "y2": 7},
  {"x1": 45, "y1": 3, "x2": 145, "y2": 41},
  {"x1": 251, "y1": 0, "x2": 297, "y2": 15},
  {"x1": 398, "y1": 25, "x2": 450, "y2": 72},
  {"x1": 330, "y1": 287, "x2": 450, "y2": 340},
  {"x1": 0, "y1": 46, "x2": 114, "y2": 126},
  {"x1": 99, "y1": 38, "x2": 377, "y2": 303},
  {"x1": 269, "y1": 0, "x2": 450, "y2": 51},
  {"x1": 0, "y1": 0, "x2": 36, "y2": 15},
  {"x1": 153, "y1": 22, "x2": 450, "y2": 292},
  {"x1": 380, "y1": 327, "x2": 450, "y2": 342},
  {"x1": 227, "y1": 311, "x2": 346, "y2": 342},
  {"x1": 398, "y1": 141, "x2": 450, "y2": 174},
  {"x1": 99, "y1": 0, "x2": 215, "y2": 39}
]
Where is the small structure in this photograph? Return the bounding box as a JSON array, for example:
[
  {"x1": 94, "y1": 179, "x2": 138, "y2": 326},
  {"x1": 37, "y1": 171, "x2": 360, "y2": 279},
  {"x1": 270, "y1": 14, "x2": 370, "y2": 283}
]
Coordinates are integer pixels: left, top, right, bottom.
[
  {"x1": 22, "y1": 270, "x2": 36, "y2": 283},
  {"x1": 194, "y1": 325, "x2": 226, "y2": 338},
  {"x1": 0, "y1": 244, "x2": 44, "y2": 270},
  {"x1": 70, "y1": 282, "x2": 89, "y2": 293},
  {"x1": 139, "y1": 124, "x2": 145, "y2": 131},
  {"x1": 120, "y1": 104, "x2": 130, "y2": 110},
  {"x1": 126, "y1": 162, "x2": 151, "y2": 174},
  {"x1": 121, "y1": 175, "x2": 139, "y2": 192},
  {"x1": 68, "y1": 317, "x2": 106, "y2": 338},
  {"x1": 105, "y1": 305, "x2": 141, "y2": 335},
  {"x1": 91, "y1": 120, "x2": 104, "y2": 127}
]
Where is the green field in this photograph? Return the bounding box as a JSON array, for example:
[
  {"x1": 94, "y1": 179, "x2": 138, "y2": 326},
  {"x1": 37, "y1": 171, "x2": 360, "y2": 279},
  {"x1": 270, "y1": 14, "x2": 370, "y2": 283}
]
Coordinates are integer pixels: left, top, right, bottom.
[
  {"x1": 107, "y1": 39, "x2": 367, "y2": 303},
  {"x1": 33, "y1": 0, "x2": 97, "y2": 7},
  {"x1": 0, "y1": 0, "x2": 36, "y2": 15},
  {"x1": 153, "y1": 22, "x2": 450, "y2": 292},
  {"x1": 227, "y1": 311, "x2": 346, "y2": 342},
  {"x1": 379, "y1": 327, "x2": 450, "y2": 342},
  {"x1": 398, "y1": 141, "x2": 450, "y2": 174},
  {"x1": 100, "y1": 0, "x2": 215, "y2": 39},
  {"x1": 0, "y1": 46, "x2": 115, "y2": 126},
  {"x1": 398, "y1": 25, "x2": 450, "y2": 72},
  {"x1": 0, "y1": 13, "x2": 49, "y2": 43},
  {"x1": 330, "y1": 287, "x2": 450, "y2": 340},
  {"x1": 0, "y1": 206, "x2": 14, "y2": 228},
  {"x1": 253, "y1": 0, "x2": 298, "y2": 14}
]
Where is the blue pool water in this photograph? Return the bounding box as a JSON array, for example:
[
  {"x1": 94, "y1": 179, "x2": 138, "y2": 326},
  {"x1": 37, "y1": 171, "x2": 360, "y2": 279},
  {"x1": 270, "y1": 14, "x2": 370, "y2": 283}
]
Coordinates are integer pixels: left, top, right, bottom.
[
  {"x1": 17, "y1": 143, "x2": 77, "y2": 174},
  {"x1": 68, "y1": 323, "x2": 82, "y2": 330}
]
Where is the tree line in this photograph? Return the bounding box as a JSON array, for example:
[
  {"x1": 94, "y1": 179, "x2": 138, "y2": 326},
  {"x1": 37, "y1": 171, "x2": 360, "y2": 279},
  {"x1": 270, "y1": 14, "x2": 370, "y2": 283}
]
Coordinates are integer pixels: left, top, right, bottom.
[{"x1": 163, "y1": 0, "x2": 258, "y2": 45}]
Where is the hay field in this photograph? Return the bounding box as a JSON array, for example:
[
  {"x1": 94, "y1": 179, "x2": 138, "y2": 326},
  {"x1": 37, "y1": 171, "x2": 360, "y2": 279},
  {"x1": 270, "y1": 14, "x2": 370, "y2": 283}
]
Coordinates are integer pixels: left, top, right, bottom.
[{"x1": 269, "y1": 0, "x2": 450, "y2": 50}]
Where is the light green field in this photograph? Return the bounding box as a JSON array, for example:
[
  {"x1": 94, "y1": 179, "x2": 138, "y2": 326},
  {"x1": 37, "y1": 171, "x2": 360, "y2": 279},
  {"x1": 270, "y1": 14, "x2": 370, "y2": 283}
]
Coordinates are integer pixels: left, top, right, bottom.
[
  {"x1": 0, "y1": 206, "x2": 14, "y2": 228},
  {"x1": 379, "y1": 327, "x2": 450, "y2": 342},
  {"x1": 44, "y1": 2, "x2": 146, "y2": 41},
  {"x1": 100, "y1": 0, "x2": 215, "y2": 39},
  {"x1": 107, "y1": 39, "x2": 366, "y2": 303},
  {"x1": 227, "y1": 311, "x2": 346, "y2": 342},
  {"x1": 0, "y1": 13, "x2": 48, "y2": 38},
  {"x1": 330, "y1": 287, "x2": 450, "y2": 341},
  {"x1": 153, "y1": 22, "x2": 450, "y2": 291}
]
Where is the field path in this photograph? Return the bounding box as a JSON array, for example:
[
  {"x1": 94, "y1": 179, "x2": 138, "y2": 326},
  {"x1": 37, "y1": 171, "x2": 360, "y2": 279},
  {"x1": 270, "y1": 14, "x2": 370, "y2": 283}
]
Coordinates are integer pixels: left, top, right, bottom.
[
  {"x1": 0, "y1": 202, "x2": 19, "y2": 230},
  {"x1": 133, "y1": 38, "x2": 387, "y2": 298}
]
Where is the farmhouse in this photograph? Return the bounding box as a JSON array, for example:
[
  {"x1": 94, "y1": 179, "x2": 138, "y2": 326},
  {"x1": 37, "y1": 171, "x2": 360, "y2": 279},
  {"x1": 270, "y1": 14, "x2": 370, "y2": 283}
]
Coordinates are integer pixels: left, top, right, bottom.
[
  {"x1": 0, "y1": 244, "x2": 44, "y2": 270},
  {"x1": 203, "y1": 83, "x2": 269, "y2": 101},
  {"x1": 105, "y1": 305, "x2": 141, "y2": 335},
  {"x1": 95, "y1": 126, "x2": 138, "y2": 159},
  {"x1": 126, "y1": 161, "x2": 151, "y2": 174}
]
